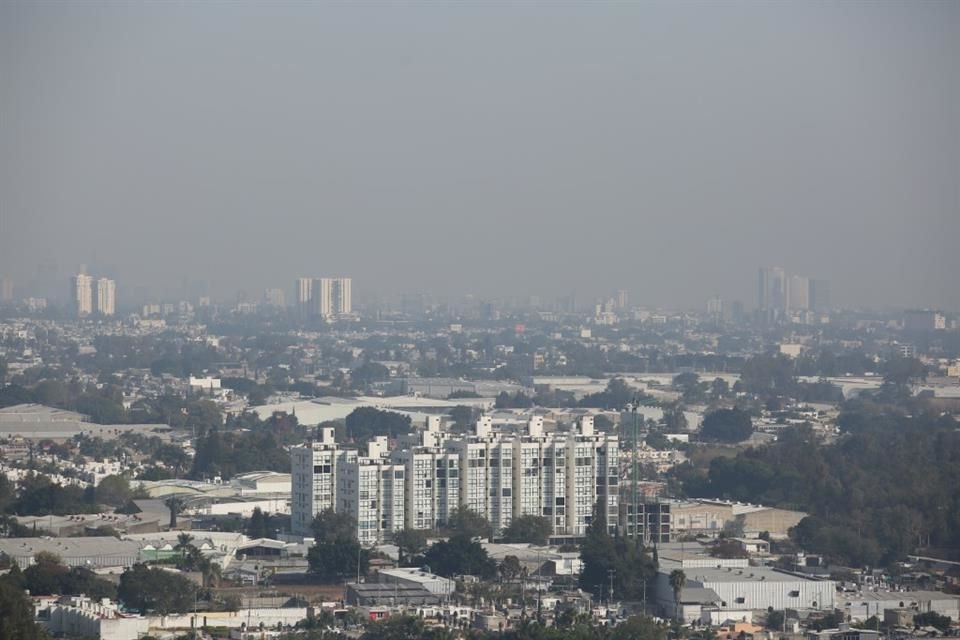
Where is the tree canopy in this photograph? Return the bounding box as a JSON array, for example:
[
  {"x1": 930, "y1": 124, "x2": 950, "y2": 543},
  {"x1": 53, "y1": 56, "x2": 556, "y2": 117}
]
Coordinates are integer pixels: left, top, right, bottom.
[
  {"x1": 344, "y1": 407, "x2": 411, "y2": 445},
  {"x1": 117, "y1": 564, "x2": 198, "y2": 614},
  {"x1": 674, "y1": 410, "x2": 960, "y2": 567},
  {"x1": 579, "y1": 500, "x2": 655, "y2": 600},
  {"x1": 307, "y1": 509, "x2": 368, "y2": 582},
  {"x1": 700, "y1": 408, "x2": 753, "y2": 443},
  {"x1": 422, "y1": 534, "x2": 496, "y2": 579},
  {"x1": 502, "y1": 515, "x2": 552, "y2": 546}
]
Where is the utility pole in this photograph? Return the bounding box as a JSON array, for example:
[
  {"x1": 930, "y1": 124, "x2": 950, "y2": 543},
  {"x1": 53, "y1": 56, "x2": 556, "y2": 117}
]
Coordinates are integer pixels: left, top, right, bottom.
[
  {"x1": 628, "y1": 399, "x2": 641, "y2": 545},
  {"x1": 642, "y1": 573, "x2": 647, "y2": 614},
  {"x1": 608, "y1": 568, "x2": 616, "y2": 607}
]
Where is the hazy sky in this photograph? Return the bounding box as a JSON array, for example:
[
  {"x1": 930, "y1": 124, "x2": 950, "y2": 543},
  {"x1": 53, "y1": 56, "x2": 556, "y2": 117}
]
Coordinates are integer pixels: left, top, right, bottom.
[{"x1": 2, "y1": 1, "x2": 958, "y2": 310}]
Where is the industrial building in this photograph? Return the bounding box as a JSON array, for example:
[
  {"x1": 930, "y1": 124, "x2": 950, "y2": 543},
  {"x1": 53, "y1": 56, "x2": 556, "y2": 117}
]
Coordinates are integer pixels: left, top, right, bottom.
[{"x1": 654, "y1": 564, "x2": 837, "y2": 623}]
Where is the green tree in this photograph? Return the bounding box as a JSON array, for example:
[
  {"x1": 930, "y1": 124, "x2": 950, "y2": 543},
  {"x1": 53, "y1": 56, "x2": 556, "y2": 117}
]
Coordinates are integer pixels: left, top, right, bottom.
[
  {"x1": 307, "y1": 509, "x2": 368, "y2": 582},
  {"x1": 393, "y1": 528, "x2": 428, "y2": 566},
  {"x1": 611, "y1": 616, "x2": 668, "y2": 640},
  {"x1": 95, "y1": 475, "x2": 132, "y2": 508},
  {"x1": 0, "y1": 576, "x2": 49, "y2": 640},
  {"x1": 448, "y1": 405, "x2": 480, "y2": 433},
  {"x1": 446, "y1": 507, "x2": 494, "y2": 540},
  {"x1": 700, "y1": 408, "x2": 753, "y2": 443},
  {"x1": 350, "y1": 361, "x2": 391, "y2": 388},
  {"x1": 766, "y1": 610, "x2": 785, "y2": 630},
  {"x1": 579, "y1": 500, "x2": 617, "y2": 599},
  {"x1": 246, "y1": 507, "x2": 272, "y2": 539},
  {"x1": 163, "y1": 495, "x2": 185, "y2": 529},
  {"x1": 502, "y1": 515, "x2": 552, "y2": 545},
  {"x1": 499, "y1": 555, "x2": 522, "y2": 582},
  {"x1": 422, "y1": 535, "x2": 496, "y2": 579},
  {"x1": 881, "y1": 356, "x2": 927, "y2": 386},
  {"x1": 117, "y1": 564, "x2": 198, "y2": 614},
  {"x1": 344, "y1": 407, "x2": 411, "y2": 444},
  {"x1": 914, "y1": 612, "x2": 951, "y2": 631},
  {"x1": 669, "y1": 569, "x2": 686, "y2": 622}
]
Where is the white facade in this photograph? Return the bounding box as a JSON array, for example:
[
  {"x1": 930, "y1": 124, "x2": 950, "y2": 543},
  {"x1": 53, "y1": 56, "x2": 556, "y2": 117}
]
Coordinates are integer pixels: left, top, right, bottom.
[
  {"x1": 314, "y1": 277, "x2": 333, "y2": 317},
  {"x1": 339, "y1": 453, "x2": 406, "y2": 545},
  {"x1": 40, "y1": 596, "x2": 149, "y2": 640},
  {"x1": 394, "y1": 447, "x2": 460, "y2": 531},
  {"x1": 788, "y1": 275, "x2": 810, "y2": 311},
  {"x1": 333, "y1": 277, "x2": 352, "y2": 315},
  {"x1": 96, "y1": 278, "x2": 116, "y2": 316},
  {"x1": 296, "y1": 277, "x2": 313, "y2": 309},
  {"x1": 656, "y1": 567, "x2": 836, "y2": 617},
  {"x1": 73, "y1": 273, "x2": 93, "y2": 317},
  {"x1": 291, "y1": 417, "x2": 619, "y2": 543},
  {"x1": 290, "y1": 428, "x2": 351, "y2": 536}
]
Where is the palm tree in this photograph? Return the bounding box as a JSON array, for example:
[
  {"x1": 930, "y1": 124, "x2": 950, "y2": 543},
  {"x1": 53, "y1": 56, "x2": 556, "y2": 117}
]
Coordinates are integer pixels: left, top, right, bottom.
[
  {"x1": 174, "y1": 532, "x2": 195, "y2": 567},
  {"x1": 669, "y1": 569, "x2": 687, "y2": 623},
  {"x1": 164, "y1": 496, "x2": 186, "y2": 529}
]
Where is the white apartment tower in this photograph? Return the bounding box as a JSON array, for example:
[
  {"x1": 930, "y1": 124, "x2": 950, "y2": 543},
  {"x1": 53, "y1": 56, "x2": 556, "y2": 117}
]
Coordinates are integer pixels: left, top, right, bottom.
[
  {"x1": 72, "y1": 273, "x2": 93, "y2": 317},
  {"x1": 96, "y1": 278, "x2": 116, "y2": 316},
  {"x1": 333, "y1": 277, "x2": 352, "y2": 315},
  {"x1": 290, "y1": 416, "x2": 620, "y2": 544},
  {"x1": 338, "y1": 438, "x2": 406, "y2": 545},
  {"x1": 290, "y1": 427, "x2": 352, "y2": 535},
  {"x1": 296, "y1": 277, "x2": 314, "y2": 321},
  {"x1": 313, "y1": 277, "x2": 333, "y2": 318},
  {"x1": 295, "y1": 276, "x2": 352, "y2": 319}
]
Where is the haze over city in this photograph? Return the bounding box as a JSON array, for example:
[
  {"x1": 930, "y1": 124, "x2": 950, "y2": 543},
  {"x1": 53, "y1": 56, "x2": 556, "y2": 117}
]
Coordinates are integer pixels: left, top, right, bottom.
[{"x1": 2, "y1": 1, "x2": 958, "y2": 309}]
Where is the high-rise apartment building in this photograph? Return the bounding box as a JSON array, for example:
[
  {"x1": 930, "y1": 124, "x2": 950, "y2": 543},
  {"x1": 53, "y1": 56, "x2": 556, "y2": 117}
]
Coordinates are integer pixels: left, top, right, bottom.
[
  {"x1": 264, "y1": 288, "x2": 286, "y2": 308},
  {"x1": 313, "y1": 277, "x2": 333, "y2": 318},
  {"x1": 96, "y1": 278, "x2": 116, "y2": 316},
  {"x1": 809, "y1": 279, "x2": 830, "y2": 311},
  {"x1": 386, "y1": 416, "x2": 460, "y2": 532},
  {"x1": 757, "y1": 267, "x2": 788, "y2": 313},
  {"x1": 295, "y1": 276, "x2": 352, "y2": 319},
  {"x1": 333, "y1": 278, "x2": 352, "y2": 315},
  {"x1": 788, "y1": 275, "x2": 809, "y2": 311},
  {"x1": 338, "y1": 438, "x2": 407, "y2": 545},
  {"x1": 0, "y1": 277, "x2": 14, "y2": 302},
  {"x1": 290, "y1": 416, "x2": 620, "y2": 543},
  {"x1": 72, "y1": 273, "x2": 94, "y2": 317},
  {"x1": 293, "y1": 278, "x2": 313, "y2": 318},
  {"x1": 290, "y1": 427, "x2": 352, "y2": 535}
]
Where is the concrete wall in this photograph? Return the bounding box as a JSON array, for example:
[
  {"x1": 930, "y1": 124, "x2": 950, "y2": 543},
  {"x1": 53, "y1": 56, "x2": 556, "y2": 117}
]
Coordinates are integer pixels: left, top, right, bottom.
[
  {"x1": 149, "y1": 607, "x2": 308, "y2": 632},
  {"x1": 44, "y1": 605, "x2": 150, "y2": 640},
  {"x1": 741, "y1": 508, "x2": 807, "y2": 537}
]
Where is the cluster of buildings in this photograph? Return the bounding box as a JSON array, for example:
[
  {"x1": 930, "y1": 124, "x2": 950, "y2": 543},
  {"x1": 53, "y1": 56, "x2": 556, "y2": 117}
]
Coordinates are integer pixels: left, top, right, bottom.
[
  {"x1": 757, "y1": 267, "x2": 829, "y2": 324},
  {"x1": 71, "y1": 269, "x2": 116, "y2": 317},
  {"x1": 291, "y1": 415, "x2": 623, "y2": 544},
  {"x1": 295, "y1": 276, "x2": 353, "y2": 319}
]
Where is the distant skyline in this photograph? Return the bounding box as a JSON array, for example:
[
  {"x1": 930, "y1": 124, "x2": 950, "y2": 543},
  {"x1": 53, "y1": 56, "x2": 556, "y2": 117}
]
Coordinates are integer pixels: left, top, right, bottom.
[{"x1": 2, "y1": 2, "x2": 958, "y2": 310}]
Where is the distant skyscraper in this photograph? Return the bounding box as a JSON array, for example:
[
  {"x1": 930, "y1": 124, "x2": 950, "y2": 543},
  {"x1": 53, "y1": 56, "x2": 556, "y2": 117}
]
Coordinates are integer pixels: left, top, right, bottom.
[
  {"x1": 616, "y1": 289, "x2": 628, "y2": 310},
  {"x1": 788, "y1": 275, "x2": 809, "y2": 311},
  {"x1": 264, "y1": 288, "x2": 285, "y2": 308},
  {"x1": 72, "y1": 273, "x2": 93, "y2": 317},
  {"x1": 706, "y1": 295, "x2": 723, "y2": 319},
  {"x1": 313, "y1": 277, "x2": 333, "y2": 317},
  {"x1": 758, "y1": 266, "x2": 788, "y2": 313},
  {"x1": 296, "y1": 277, "x2": 313, "y2": 306},
  {"x1": 295, "y1": 276, "x2": 352, "y2": 319},
  {"x1": 0, "y1": 277, "x2": 13, "y2": 302},
  {"x1": 96, "y1": 278, "x2": 116, "y2": 316},
  {"x1": 333, "y1": 277, "x2": 352, "y2": 315},
  {"x1": 810, "y1": 279, "x2": 831, "y2": 311}
]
